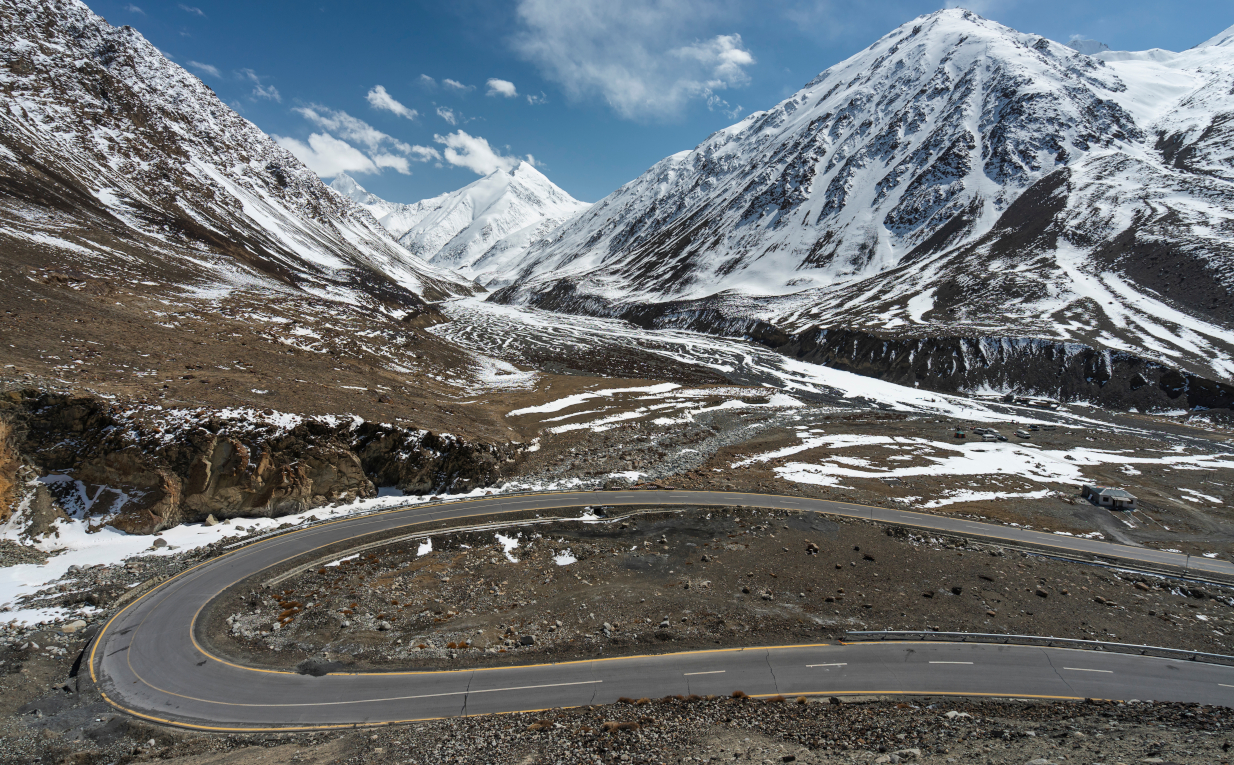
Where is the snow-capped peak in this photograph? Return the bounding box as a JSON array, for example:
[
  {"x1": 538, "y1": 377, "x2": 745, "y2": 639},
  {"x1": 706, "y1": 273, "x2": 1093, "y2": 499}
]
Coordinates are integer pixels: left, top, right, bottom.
[
  {"x1": 496, "y1": 6, "x2": 1140, "y2": 301},
  {"x1": 489, "y1": 8, "x2": 1234, "y2": 385},
  {"x1": 1196, "y1": 22, "x2": 1234, "y2": 49},
  {"x1": 328, "y1": 173, "x2": 419, "y2": 235},
  {"x1": 344, "y1": 161, "x2": 591, "y2": 285},
  {"x1": 329, "y1": 172, "x2": 370, "y2": 203},
  {"x1": 1066, "y1": 39, "x2": 1111, "y2": 55}
]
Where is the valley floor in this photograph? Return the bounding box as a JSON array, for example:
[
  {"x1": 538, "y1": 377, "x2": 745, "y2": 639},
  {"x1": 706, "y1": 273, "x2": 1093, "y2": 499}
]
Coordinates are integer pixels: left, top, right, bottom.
[{"x1": 1, "y1": 297, "x2": 1233, "y2": 761}]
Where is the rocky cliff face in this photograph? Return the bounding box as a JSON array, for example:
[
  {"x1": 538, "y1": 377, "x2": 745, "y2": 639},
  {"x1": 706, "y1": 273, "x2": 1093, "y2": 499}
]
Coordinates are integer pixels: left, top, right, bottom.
[
  {"x1": 0, "y1": 390, "x2": 520, "y2": 535},
  {"x1": 779, "y1": 329, "x2": 1234, "y2": 412}
]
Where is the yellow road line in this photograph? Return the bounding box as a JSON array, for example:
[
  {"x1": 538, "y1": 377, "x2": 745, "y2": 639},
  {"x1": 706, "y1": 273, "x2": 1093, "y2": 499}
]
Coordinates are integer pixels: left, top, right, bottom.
[
  {"x1": 95, "y1": 688, "x2": 1119, "y2": 733},
  {"x1": 92, "y1": 488, "x2": 1212, "y2": 727}
]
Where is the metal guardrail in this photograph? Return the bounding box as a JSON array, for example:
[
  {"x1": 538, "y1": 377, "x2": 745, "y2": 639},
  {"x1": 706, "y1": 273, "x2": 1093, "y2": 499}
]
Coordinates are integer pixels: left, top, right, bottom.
[
  {"x1": 217, "y1": 487, "x2": 582, "y2": 550},
  {"x1": 213, "y1": 489, "x2": 1234, "y2": 588},
  {"x1": 262, "y1": 505, "x2": 682, "y2": 586},
  {"x1": 845, "y1": 630, "x2": 1234, "y2": 666}
]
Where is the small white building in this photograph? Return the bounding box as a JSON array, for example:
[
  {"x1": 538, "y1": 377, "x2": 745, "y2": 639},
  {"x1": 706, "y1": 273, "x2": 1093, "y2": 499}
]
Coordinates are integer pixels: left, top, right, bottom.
[{"x1": 1082, "y1": 485, "x2": 1137, "y2": 510}]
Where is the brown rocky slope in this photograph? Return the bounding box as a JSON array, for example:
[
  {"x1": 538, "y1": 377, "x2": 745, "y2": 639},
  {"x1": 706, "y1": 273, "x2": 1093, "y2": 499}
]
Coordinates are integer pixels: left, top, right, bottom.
[{"x1": 0, "y1": 389, "x2": 520, "y2": 534}]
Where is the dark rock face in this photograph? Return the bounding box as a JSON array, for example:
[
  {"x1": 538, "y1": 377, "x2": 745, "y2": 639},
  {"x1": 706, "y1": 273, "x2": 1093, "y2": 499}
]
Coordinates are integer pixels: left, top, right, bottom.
[
  {"x1": 495, "y1": 274, "x2": 1234, "y2": 412},
  {"x1": 0, "y1": 390, "x2": 517, "y2": 534},
  {"x1": 24, "y1": 483, "x2": 69, "y2": 538},
  {"x1": 779, "y1": 327, "x2": 1234, "y2": 411}
]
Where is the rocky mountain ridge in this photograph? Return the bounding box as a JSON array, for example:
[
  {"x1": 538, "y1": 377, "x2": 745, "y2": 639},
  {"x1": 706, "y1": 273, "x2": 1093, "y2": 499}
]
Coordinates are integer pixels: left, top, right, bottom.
[
  {"x1": 491, "y1": 9, "x2": 1234, "y2": 393},
  {"x1": 0, "y1": 0, "x2": 475, "y2": 313},
  {"x1": 1, "y1": 389, "x2": 518, "y2": 536}
]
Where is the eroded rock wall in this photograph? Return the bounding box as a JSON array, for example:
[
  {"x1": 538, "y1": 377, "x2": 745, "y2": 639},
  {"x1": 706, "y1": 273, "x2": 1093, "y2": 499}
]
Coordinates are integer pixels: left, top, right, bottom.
[
  {"x1": 0, "y1": 389, "x2": 518, "y2": 534},
  {"x1": 780, "y1": 327, "x2": 1234, "y2": 411}
]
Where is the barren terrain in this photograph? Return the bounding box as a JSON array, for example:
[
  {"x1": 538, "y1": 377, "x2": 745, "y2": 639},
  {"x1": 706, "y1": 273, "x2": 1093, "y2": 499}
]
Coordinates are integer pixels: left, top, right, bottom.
[{"x1": 204, "y1": 506, "x2": 1234, "y2": 673}]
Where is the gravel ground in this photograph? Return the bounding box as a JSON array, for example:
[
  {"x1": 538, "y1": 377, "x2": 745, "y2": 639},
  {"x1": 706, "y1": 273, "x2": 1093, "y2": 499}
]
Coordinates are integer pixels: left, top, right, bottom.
[
  {"x1": 205, "y1": 507, "x2": 1234, "y2": 672},
  {"x1": 0, "y1": 540, "x2": 49, "y2": 567}
]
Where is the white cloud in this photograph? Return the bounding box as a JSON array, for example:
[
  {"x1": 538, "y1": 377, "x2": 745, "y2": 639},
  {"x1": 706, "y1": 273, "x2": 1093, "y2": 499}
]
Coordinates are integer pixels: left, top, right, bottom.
[
  {"x1": 443, "y1": 79, "x2": 474, "y2": 93},
  {"x1": 274, "y1": 133, "x2": 377, "y2": 178},
  {"x1": 186, "y1": 60, "x2": 220, "y2": 78},
  {"x1": 371, "y1": 153, "x2": 412, "y2": 175},
  {"x1": 286, "y1": 103, "x2": 438, "y2": 178},
  {"x1": 434, "y1": 130, "x2": 519, "y2": 176},
  {"x1": 436, "y1": 106, "x2": 458, "y2": 125},
  {"x1": 673, "y1": 34, "x2": 753, "y2": 87},
  {"x1": 486, "y1": 78, "x2": 518, "y2": 98},
  {"x1": 409, "y1": 145, "x2": 442, "y2": 162},
  {"x1": 124, "y1": 4, "x2": 145, "y2": 14},
  {"x1": 239, "y1": 69, "x2": 280, "y2": 102},
  {"x1": 418, "y1": 74, "x2": 437, "y2": 88},
  {"x1": 366, "y1": 85, "x2": 418, "y2": 120},
  {"x1": 512, "y1": 0, "x2": 754, "y2": 121},
  {"x1": 526, "y1": 92, "x2": 548, "y2": 105},
  {"x1": 178, "y1": 3, "x2": 205, "y2": 16},
  {"x1": 294, "y1": 105, "x2": 411, "y2": 154}
]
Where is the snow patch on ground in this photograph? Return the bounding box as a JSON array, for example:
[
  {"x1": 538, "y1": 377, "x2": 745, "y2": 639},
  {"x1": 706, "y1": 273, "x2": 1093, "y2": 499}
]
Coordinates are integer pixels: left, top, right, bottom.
[
  {"x1": 495, "y1": 533, "x2": 521, "y2": 562},
  {"x1": 0, "y1": 483, "x2": 528, "y2": 627},
  {"x1": 1181, "y1": 489, "x2": 1224, "y2": 504},
  {"x1": 748, "y1": 431, "x2": 1234, "y2": 495},
  {"x1": 920, "y1": 489, "x2": 1054, "y2": 508},
  {"x1": 508, "y1": 383, "x2": 680, "y2": 416}
]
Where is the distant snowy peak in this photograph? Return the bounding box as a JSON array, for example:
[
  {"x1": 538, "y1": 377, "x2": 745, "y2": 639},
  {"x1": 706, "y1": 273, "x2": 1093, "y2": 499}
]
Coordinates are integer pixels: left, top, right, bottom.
[
  {"x1": 393, "y1": 162, "x2": 590, "y2": 284},
  {"x1": 1066, "y1": 39, "x2": 1110, "y2": 55},
  {"x1": 328, "y1": 173, "x2": 435, "y2": 241},
  {"x1": 1197, "y1": 22, "x2": 1234, "y2": 48},
  {"x1": 329, "y1": 173, "x2": 388, "y2": 213}
]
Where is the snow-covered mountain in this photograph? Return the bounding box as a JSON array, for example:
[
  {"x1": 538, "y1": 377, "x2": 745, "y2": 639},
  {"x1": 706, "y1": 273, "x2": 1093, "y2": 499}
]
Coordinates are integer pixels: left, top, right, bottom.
[
  {"x1": 328, "y1": 173, "x2": 435, "y2": 245},
  {"x1": 492, "y1": 9, "x2": 1234, "y2": 386},
  {"x1": 0, "y1": 0, "x2": 475, "y2": 311},
  {"x1": 331, "y1": 164, "x2": 588, "y2": 285},
  {"x1": 1066, "y1": 39, "x2": 1110, "y2": 55},
  {"x1": 354, "y1": 163, "x2": 589, "y2": 284}
]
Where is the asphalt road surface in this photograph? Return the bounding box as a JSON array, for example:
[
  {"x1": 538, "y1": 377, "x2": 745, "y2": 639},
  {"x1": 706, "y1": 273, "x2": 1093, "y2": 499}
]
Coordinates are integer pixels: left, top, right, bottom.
[{"x1": 91, "y1": 491, "x2": 1234, "y2": 730}]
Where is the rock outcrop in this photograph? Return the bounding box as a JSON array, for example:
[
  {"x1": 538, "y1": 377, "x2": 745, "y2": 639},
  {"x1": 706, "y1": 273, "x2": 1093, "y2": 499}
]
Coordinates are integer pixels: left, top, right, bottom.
[
  {"x1": 0, "y1": 389, "x2": 519, "y2": 535},
  {"x1": 779, "y1": 327, "x2": 1234, "y2": 412}
]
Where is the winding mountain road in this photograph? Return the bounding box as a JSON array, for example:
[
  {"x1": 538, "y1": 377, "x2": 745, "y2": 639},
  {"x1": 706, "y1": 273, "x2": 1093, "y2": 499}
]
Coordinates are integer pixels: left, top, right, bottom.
[{"x1": 90, "y1": 491, "x2": 1234, "y2": 730}]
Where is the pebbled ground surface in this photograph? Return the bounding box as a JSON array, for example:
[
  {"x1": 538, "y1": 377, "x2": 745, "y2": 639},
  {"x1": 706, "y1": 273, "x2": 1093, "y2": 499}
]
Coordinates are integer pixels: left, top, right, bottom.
[{"x1": 206, "y1": 506, "x2": 1234, "y2": 672}]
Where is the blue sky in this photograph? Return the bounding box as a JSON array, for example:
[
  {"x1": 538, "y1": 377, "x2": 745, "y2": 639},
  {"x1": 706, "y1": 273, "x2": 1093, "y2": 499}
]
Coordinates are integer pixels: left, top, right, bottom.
[{"x1": 95, "y1": 0, "x2": 1230, "y2": 205}]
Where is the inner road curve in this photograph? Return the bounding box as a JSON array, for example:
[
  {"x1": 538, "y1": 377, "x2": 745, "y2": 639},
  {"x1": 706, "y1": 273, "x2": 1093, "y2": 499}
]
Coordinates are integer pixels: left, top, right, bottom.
[{"x1": 89, "y1": 491, "x2": 1234, "y2": 730}]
